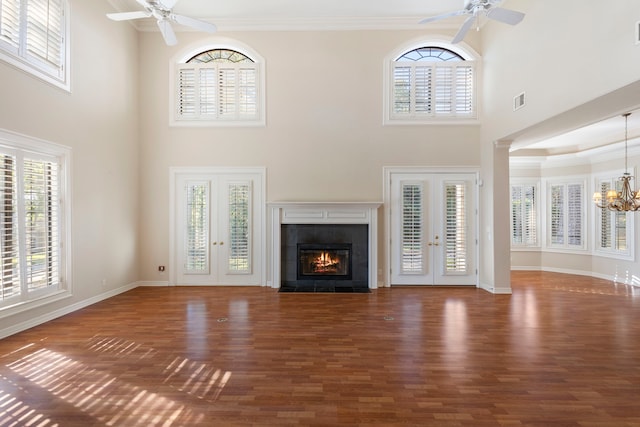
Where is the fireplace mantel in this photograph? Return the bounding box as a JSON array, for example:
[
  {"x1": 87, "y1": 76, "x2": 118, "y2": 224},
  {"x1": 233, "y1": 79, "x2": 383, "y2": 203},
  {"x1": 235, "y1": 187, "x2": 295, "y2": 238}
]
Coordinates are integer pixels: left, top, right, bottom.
[{"x1": 268, "y1": 202, "x2": 381, "y2": 289}]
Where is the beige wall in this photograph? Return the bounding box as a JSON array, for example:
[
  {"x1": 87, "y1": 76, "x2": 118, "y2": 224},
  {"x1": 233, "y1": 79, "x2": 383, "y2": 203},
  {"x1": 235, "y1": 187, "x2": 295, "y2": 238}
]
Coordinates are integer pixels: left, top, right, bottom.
[
  {"x1": 0, "y1": 0, "x2": 139, "y2": 330},
  {"x1": 137, "y1": 30, "x2": 483, "y2": 284}
]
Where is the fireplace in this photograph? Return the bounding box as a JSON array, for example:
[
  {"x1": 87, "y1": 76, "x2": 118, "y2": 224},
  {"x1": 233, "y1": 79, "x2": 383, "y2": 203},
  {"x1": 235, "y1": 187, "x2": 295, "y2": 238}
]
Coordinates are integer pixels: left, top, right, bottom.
[
  {"x1": 297, "y1": 244, "x2": 352, "y2": 280},
  {"x1": 268, "y1": 202, "x2": 381, "y2": 290},
  {"x1": 280, "y1": 224, "x2": 368, "y2": 291}
]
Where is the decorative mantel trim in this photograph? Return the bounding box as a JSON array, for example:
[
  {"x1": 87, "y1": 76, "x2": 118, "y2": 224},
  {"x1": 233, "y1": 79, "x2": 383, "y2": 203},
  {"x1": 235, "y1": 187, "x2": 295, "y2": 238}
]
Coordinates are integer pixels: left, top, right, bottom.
[{"x1": 268, "y1": 202, "x2": 382, "y2": 289}]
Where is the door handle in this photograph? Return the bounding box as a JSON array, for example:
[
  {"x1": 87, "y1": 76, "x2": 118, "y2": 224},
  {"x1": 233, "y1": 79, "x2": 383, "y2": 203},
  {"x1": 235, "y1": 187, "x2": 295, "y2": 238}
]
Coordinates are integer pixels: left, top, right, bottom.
[{"x1": 212, "y1": 242, "x2": 217, "y2": 245}]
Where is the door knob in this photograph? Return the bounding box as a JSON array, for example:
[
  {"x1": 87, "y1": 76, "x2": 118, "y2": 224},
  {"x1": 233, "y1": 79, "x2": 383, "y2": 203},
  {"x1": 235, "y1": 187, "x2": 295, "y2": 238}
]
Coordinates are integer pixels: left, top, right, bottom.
[{"x1": 212, "y1": 242, "x2": 217, "y2": 245}]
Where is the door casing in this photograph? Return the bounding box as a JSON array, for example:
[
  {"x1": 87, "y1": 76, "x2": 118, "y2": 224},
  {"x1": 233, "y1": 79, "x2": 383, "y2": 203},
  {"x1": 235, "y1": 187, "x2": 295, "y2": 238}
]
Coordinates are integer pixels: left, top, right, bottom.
[{"x1": 383, "y1": 166, "x2": 479, "y2": 287}]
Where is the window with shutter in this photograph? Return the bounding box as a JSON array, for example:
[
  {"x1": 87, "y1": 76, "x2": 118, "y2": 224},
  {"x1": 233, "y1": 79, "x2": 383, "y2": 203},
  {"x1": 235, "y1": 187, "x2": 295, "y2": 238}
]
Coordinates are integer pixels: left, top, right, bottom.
[
  {"x1": 546, "y1": 180, "x2": 585, "y2": 250},
  {"x1": 511, "y1": 182, "x2": 538, "y2": 247},
  {"x1": 0, "y1": 0, "x2": 68, "y2": 90},
  {"x1": 174, "y1": 47, "x2": 263, "y2": 125},
  {"x1": 401, "y1": 182, "x2": 424, "y2": 274},
  {"x1": 595, "y1": 176, "x2": 632, "y2": 258},
  {"x1": 444, "y1": 182, "x2": 467, "y2": 273},
  {"x1": 184, "y1": 181, "x2": 210, "y2": 274},
  {"x1": 228, "y1": 182, "x2": 251, "y2": 274},
  {"x1": 388, "y1": 46, "x2": 476, "y2": 122},
  {"x1": 0, "y1": 129, "x2": 70, "y2": 312}
]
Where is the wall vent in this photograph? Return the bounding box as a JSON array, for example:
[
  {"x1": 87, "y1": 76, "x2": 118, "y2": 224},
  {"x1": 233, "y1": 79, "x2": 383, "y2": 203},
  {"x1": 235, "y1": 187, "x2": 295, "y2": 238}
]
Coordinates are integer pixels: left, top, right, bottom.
[
  {"x1": 513, "y1": 92, "x2": 526, "y2": 111},
  {"x1": 636, "y1": 21, "x2": 640, "y2": 44}
]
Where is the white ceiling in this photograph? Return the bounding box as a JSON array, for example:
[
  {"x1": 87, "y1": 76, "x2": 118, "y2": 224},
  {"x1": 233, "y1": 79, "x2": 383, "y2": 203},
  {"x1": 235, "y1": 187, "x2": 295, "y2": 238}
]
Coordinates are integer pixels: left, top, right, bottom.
[
  {"x1": 107, "y1": 0, "x2": 469, "y2": 31},
  {"x1": 105, "y1": 0, "x2": 640, "y2": 157}
]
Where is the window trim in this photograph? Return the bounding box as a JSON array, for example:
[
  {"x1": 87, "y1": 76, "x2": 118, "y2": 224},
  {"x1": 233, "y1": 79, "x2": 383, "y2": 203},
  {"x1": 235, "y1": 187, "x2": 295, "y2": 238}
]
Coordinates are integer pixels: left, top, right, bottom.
[
  {"x1": 510, "y1": 179, "x2": 540, "y2": 250},
  {"x1": 383, "y1": 36, "x2": 481, "y2": 126},
  {"x1": 169, "y1": 38, "x2": 266, "y2": 127},
  {"x1": 0, "y1": 128, "x2": 72, "y2": 318},
  {"x1": 0, "y1": 0, "x2": 71, "y2": 92},
  {"x1": 544, "y1": 178, "x2": 588, "y2": 252}
]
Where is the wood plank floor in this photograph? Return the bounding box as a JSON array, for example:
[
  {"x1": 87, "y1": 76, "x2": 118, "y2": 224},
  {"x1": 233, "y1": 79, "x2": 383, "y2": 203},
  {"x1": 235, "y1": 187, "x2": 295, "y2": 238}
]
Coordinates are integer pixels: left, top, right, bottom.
[{"x1": 1, "y1": 271, "x2": 640, "y2": 426}]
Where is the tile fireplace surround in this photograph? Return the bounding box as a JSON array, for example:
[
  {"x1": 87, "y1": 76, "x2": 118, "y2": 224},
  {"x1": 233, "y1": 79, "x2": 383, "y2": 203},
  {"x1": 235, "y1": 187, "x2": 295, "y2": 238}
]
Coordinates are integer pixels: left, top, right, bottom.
[{"x1": 268, "y1": 202, "x2": 381, "y2": 290}]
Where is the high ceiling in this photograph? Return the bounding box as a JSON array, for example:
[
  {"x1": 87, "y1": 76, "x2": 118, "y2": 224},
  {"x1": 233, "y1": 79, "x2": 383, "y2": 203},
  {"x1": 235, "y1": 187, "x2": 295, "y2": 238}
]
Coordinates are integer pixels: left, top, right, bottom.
[
  {"x1": 105, "y1": 0, "x2": 640, "y2": 158},
  {"x1": 107, "y1": 0, "x2": 468, "y2": 31}
]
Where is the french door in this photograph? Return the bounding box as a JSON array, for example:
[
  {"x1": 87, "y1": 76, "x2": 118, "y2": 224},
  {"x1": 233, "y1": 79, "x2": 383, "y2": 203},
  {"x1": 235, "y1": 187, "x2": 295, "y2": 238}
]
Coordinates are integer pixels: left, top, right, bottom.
[
  {"x1": 388, "y1": 171, "x2": 477, "y2": 286},
  {"x1": 172, "y1": 169, "x2": 264, "y2": 286}
]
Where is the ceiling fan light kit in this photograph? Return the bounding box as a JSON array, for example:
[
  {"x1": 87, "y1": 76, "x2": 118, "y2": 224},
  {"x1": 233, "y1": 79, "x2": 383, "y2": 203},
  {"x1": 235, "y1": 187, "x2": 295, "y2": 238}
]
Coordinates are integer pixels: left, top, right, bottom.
[
  {"x1": 419, "y1": 0, "x2": 525, "y2": 44},
  {"x1": 107, "y1": 0, "x2": 217, "y2": 46}
]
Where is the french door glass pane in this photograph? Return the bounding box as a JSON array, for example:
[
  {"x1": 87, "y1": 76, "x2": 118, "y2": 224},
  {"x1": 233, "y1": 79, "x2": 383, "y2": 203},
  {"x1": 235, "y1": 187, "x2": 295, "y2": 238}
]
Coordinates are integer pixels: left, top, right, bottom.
[
  {"x1": 228, "y1": 182, "x2": 251, "y2": 273},
  {"x1": 185, "y1": 182, "x2": 209, "y2": 273},
  {"x1": 445, "y1": 182, "x2": 467, "y2": 273},
  {"x1": 401, "y1": 183, "x2": 423, "y2": 273}
]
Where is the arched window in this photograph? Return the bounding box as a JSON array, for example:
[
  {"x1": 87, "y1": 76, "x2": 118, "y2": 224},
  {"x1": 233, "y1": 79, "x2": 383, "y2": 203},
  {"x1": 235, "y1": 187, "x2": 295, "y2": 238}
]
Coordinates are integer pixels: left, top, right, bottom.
[
  {"x1": 174, "y1": 46, "x2": 263, "y2": 125},
  {"x1": 387, "y1": 44, "x2": 476, "y2": 122}
]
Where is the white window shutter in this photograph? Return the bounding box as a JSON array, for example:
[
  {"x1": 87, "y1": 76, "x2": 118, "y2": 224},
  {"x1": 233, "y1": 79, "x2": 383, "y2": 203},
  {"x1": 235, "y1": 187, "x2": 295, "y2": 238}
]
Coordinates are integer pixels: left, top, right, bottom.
[
  {"x1": 550, "y1": 184, "x2": 564, "y2": 245},
  {"x1": 401, "y1": 182, "x2": 424, "y2": 274},
  {"x1": 444, "y1": 182, "x2": 467, "y2": 273},
  {"x1": 25, "y1": 0, "x2": 64, "y2": 70},
  {"x1": 0, "y1": 154, "x2": 20, "y2": 300},
  {"x1": 567, "y1": 183, "x2": 582, "y2": 246},
  {"x1": 0, "y1": 0, "x2": 20, "y2": 49},
  {"x1": 23, "y1": 157, "x2": 59, "y2": 292},
  {"x1": 227, "y1": 182, "x2": 251, "y2": 273},
  {"x1": 184, "y1": 181, "x2": 210, "y2": 274}
]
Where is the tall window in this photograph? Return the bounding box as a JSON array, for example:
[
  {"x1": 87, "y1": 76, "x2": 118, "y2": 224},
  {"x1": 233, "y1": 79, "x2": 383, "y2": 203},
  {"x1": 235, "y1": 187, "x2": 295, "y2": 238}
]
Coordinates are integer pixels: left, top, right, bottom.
[
  {"x1": 0, "y1": 129, "x2": 71, "y2": 312},
  {"x1": 511, "y1": 183, "x2": 538, "y2": 247},
  {"x1": 0, "y1": 0, "x2": 69, "y2": 90},
  {"x1": 388, "y1": 46, "x2": 476, "y2": 122},
  {"x1": 595, "y1": 176, "x2": 633, "y2": 258},
  {"x1": 547, "y1": 180, "x2": 585, "y2": 250},
  {"x1": 174, "y1": 48, "x2": 262, "y2": 125}
]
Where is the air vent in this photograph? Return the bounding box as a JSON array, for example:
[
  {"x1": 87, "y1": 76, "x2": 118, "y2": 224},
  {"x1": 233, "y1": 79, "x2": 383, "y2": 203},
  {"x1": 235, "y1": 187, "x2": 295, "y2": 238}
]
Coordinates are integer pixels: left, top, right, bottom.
[
  {"x1": 636, "y1": 21, "x2": 640, "y2": 44},
  {"x1": 513, "y1": 92, "x2": 526, "y2": 111}
]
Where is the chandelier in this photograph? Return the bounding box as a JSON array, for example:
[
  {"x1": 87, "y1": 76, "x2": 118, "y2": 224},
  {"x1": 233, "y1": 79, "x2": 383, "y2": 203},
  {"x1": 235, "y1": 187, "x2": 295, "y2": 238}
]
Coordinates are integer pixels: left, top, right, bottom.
[{"x1": 593, "y1": 112, "x2": 640, "y2": 211}]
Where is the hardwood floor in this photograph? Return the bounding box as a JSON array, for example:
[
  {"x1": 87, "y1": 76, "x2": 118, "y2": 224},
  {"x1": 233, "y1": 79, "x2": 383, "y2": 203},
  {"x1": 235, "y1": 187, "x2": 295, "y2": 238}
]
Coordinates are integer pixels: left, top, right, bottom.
[{"x1": 1, "y1": 271, "x2": 640, "y2": 426}]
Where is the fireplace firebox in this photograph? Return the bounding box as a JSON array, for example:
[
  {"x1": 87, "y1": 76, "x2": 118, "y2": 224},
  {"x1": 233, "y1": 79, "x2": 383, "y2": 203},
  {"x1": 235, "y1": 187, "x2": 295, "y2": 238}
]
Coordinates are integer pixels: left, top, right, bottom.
[{"x1": 297, "y1": 244, "x2": 352, "y2": 280}]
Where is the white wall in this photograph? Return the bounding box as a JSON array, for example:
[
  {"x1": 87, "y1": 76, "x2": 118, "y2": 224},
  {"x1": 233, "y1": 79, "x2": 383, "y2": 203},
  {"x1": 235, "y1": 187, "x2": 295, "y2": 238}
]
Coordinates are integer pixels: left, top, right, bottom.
[{"x1": 0, "y1": 0, "x2": 140, "y2": 332}]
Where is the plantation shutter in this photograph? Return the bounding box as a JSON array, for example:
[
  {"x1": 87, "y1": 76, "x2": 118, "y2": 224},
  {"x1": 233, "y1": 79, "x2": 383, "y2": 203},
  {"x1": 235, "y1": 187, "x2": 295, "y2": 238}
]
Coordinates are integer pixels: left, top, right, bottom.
[
  {"x1": 567, "y1": 183, "x2": 582, "y2": 246},
  {"x1": 511, "y1": 184, "x2": 537, "y2": 246},
  {"x1": 598, "y1": 181, "x2": 612, "y2": 249},
  {"x1": 177, "y1": 63, "x2": 258, "y2": 121},
  {"x1": 26, "y1": 0, "x2": 64, "y2": 71},
  {"x1": 0, "y1": 154, "x2": 19, "y2": 300},
  {"x1": 444, "y1": 182, "x2": 467, "y2": 273},
  {"x1": 401, "y1": 182, "x2": 424, "y2": 274},
  {"x1": 227, "y1": 182, "x2": 251, "y2": 273},
  {"x1": 550, "y1": 185, "x2": 564, "y2": 245},
  {"x1": 0, "y1": 0, "x2": 20, "y2": 49},
  {"x1": 455, "y1": 65, "x2": 474, "y2": 114},
  {"x1": 391, "y1": 62, "x2": 475, "y2": 118},
  {"x1": 392, "y1": 65, "x2": 411, "y2": 114},
  {"x1": 23, "y1": 156, "x2": 59, "y2": 292},
  {"x1": 184, "y1": 181, "x2": 210, "y2": 274}
]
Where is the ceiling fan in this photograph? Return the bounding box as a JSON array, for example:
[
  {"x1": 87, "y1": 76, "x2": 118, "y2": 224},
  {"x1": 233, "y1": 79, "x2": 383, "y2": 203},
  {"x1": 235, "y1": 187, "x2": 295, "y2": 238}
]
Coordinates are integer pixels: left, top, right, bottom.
[
  {"x1": 107, "y1": 0, "x2": 217, "y2": 46},
  {"x1": 419, "y1": 0, "x2": 525, "y2": 44}
]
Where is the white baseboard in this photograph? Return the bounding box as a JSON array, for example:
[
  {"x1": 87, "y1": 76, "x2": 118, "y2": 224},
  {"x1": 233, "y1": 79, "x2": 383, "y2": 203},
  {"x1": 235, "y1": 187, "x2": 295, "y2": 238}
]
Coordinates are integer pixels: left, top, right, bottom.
[
  {"x1": 478, "y1": 282, "x2": 512, "y2": 294},
  {"x1": 137, "y1": 281, "x2": 170, "y2": 287},
  {"x1": 0, "y1": 282, "x2": 139, "y2": 339}
]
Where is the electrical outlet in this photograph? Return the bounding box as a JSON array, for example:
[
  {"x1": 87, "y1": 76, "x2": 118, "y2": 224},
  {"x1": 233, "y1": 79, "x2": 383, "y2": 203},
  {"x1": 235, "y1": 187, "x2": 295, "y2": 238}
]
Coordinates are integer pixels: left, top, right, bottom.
[{"x1": 158, "y1": 266, "x2": 165, "y2": 272}]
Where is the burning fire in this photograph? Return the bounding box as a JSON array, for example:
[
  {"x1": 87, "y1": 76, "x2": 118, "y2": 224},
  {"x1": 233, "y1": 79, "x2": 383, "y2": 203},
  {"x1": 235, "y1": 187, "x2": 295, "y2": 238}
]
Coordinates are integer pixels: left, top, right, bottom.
[{"x1": 312, "y1": 251, "x2": 340, "y2": 273}]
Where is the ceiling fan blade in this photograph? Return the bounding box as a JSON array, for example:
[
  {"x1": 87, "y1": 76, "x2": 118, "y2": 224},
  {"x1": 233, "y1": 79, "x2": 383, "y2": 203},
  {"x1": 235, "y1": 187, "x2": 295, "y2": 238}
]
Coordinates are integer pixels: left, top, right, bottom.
[
  {"x1": 452, "y1": 15, "x2": 476, "y2": 44},
  {"x1": 106, "y1": 11, "x2": 152, "y2": 21},
  {"x1": 486, "y1": 7, "x2": 525, "y2": 25},
  {"x1": 157, "y1": 19, "x2": 177, "y2": 46},
  {"x1": 419, "y1": 10, "x2": 466, "y2": 25},
  {"x1": 171, "y1": 14, "x2": 217, "y2": 33}
]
